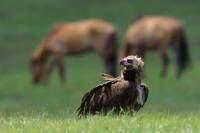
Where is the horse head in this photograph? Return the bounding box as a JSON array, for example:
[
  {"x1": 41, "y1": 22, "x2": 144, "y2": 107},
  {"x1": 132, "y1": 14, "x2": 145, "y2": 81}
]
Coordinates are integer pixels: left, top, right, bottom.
[{"x1": 29, "y1": 57, "x2": 44, "y2": 84}]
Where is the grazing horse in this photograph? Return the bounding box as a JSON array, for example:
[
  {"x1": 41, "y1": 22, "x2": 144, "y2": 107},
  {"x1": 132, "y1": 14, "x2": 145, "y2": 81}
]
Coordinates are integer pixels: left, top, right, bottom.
[
  {"x1": 123, "y1": 16, "x2": 190, "y2": 77},
  {"x1": 30, "y1": 19, "x2": 117, "y2": 84}
]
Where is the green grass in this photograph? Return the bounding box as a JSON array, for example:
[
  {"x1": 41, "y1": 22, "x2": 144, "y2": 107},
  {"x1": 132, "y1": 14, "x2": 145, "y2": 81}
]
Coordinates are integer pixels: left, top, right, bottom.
[
  {"x1": 0, "y1": 0, "x2": 200, "y2": 132},
  {"x1": 1, "y1": 113, "x2": 200, "y2": 133}
]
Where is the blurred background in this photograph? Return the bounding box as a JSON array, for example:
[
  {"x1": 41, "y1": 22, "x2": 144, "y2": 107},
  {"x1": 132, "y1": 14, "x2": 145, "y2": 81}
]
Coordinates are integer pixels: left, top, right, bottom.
[{"x1": 0, "y1": 0, "x2": 199, "y2": 117}]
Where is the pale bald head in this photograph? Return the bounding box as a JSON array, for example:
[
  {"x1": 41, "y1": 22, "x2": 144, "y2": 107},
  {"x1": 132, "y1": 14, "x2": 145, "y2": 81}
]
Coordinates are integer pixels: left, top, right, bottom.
[
  {"x1": 120, "y1": 55, "x2": 144, "y2": 71},
  {"x1": 119, "y1": 55, "x2": 144, "y2": 81}
]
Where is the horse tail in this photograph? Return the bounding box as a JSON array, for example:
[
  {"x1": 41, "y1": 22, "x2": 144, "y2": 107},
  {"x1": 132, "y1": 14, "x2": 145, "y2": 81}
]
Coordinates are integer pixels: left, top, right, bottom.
[
  {"x1": 103, "y1": 31, "x2": 118, "y2": 77},
  {"x1": 108, "y1": 32, "x2": 118, "y2": 77},
  {"x1": 174, "y1": 27, "x2": 190, "y2": 76}
]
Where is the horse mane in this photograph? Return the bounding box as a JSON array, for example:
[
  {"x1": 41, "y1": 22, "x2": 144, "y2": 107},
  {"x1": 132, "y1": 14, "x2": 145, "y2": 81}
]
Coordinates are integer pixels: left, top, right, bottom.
[
  {"x1": 31, "y1": 23, "x2": 64, "y2": 62},
  {"x1": 132, "y1": 15, "x2": 145, "y2": 23}
]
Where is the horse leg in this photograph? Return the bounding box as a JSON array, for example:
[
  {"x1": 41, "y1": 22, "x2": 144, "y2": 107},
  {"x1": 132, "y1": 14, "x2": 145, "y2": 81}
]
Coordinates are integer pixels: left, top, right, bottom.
[
  {"x1": 55, "y1": 55, "x2": 66, "y2": 84},
  {"x1": 160, "y1": 52, "x2": 169, "y2": 77},
  {"x1": 43, "y1": 59, "x2": 57, "y2": 84}
]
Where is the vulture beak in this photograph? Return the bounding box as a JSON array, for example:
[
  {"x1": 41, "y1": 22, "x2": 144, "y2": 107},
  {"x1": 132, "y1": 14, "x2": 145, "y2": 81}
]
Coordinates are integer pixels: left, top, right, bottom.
[
  {"x1": 120, "y1": 59, "x2": 138, "y2": 71},
  {"x1": 120, "y1": 60, "x2": 130, "y2": 66}
]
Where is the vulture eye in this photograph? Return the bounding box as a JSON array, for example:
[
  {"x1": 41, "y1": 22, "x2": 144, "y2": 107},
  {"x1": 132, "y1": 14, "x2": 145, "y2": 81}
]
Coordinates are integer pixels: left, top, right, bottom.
[{"x1": 127, "y1": 59, "x2": 133, "y2": 64}]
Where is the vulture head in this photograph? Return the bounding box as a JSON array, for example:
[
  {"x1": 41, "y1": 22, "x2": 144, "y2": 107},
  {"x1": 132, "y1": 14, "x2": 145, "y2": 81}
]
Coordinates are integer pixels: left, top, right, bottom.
[{"x1": 120, "y1": 55, "x2": 144, "y2": 82}]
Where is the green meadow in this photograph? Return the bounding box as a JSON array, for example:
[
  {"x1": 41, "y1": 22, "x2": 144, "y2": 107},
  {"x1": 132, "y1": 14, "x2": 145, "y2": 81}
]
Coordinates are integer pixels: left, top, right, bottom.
[{"x1": 0, "y1": 0, "x2": 200, "y2": 132}]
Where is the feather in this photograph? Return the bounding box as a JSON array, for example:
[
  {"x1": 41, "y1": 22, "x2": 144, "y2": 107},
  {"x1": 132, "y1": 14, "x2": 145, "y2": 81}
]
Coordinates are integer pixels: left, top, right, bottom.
[
  {"x1": 102, "y1": 73, "x2": 121, "y2": 81},
  {"x1": 77, "y1": 80, "x2": 118, "y2": 116}
]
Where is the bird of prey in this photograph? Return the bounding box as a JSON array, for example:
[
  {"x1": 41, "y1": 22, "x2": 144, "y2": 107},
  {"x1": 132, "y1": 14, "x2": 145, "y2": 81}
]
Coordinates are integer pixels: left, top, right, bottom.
[{"x1": 77, "y1": 55, "x2": 149, "y2": 116}]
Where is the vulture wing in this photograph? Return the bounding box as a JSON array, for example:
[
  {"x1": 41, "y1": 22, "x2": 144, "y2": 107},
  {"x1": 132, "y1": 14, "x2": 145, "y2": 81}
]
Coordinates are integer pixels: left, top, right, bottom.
[
  {"x1": 134, "y1": 83, "x2": 149, "y2": 111},
  {"x1": 77, "y1": 79, "x2": 120, "y2": 117},
  {"x1": 140, "y1": 83, "x2": 149, "y2": 105}
]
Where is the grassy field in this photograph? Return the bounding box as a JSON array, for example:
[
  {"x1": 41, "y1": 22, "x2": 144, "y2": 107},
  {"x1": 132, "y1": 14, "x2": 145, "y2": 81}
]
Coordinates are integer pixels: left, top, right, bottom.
[
  {"x1": 1, "y1": 113, "x2": 200, "y2": 133},
  {"x1": 0, "y1": 0, "x2": 200, "y2": 132}
]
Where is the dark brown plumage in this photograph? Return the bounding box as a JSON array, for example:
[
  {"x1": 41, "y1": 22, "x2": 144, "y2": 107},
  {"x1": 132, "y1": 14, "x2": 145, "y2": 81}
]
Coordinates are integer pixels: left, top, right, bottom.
[{"x1": 77, "y1": 55, "x2": 149, "y2": 116}]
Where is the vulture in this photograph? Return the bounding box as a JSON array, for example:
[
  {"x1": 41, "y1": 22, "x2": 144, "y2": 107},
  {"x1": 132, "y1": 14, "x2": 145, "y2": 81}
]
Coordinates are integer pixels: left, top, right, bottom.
[{"x1": 77, "y1": 55, "x2": 149, "y2": 116}]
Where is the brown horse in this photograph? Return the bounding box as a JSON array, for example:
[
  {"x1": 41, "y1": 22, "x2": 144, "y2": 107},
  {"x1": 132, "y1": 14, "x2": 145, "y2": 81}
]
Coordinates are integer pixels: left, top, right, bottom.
[
  {"x1": 30, "y1": 19, "x2": 117, "y2": 84},
  {"x1": 123, "y1": 16, "x2": 190, "y2": 77}
]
